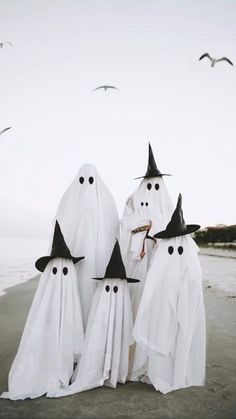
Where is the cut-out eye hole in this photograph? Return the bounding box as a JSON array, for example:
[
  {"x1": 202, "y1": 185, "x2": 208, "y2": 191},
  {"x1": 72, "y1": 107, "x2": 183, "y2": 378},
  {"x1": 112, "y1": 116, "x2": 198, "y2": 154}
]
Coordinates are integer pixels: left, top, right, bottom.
[
  {"x1": 79, "y1": 176, "x2": 84, "y2": 184},
  {"x1": 168, "y1": 246, "x2": 174, "y2": 255},
  {"x1": 113, "y1": 286, "x2": 118, "y2": 293},
  {"x1": 52, "y1": 267, "x2": 57, "y2": 275},
  {"x1": 155, "y1": 183, "x2": 159, "y2": 191},
  {"x1": 105, "y1": 285, "x2": 110, "y2": 292},
  {"x1": 145, "y1": 202, "x2": 148, "y2": 206},
  {"x1": 178, "y1": 246, "x2": 184, "y2": 255},
  {"x1": 63, "y1": 267, "x2": 68, "y2": 275},
  {"x1": 89, "y1": 176, "x2": 94, "y2": 184},
  {"x1": 141, "y1": 202, "x2": 144, "y2": 206},
  {"x1": 147, "y1": 183, "x2": 152, "y2": 190}
]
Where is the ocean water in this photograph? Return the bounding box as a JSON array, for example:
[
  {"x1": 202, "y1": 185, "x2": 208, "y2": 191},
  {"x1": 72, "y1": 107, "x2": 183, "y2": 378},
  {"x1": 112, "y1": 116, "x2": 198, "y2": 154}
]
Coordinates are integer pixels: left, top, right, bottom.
[
  {"x1": 0, "y1": 237, "x2": 49, "y2": 296},
  {"x1": 0, "y1": 238, "x2": 235, "y2": 297}
]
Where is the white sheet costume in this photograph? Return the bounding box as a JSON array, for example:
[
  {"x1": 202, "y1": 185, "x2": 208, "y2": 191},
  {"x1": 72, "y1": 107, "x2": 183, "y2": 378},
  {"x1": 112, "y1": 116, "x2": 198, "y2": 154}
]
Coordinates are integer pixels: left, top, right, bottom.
[
  {"x1": 1, "y1": 222, "x2": 84, "y2": 400},
  {"x1": 131, "y1": 194, "x2": 206, "y2": 393},
  {"x1": 54, "y1": 163, "x2": 119, "y2": 327},
  {"x1": 120, "y1": 144, "x2": 173, "y2": 317},
  {"x1": 47, "y1": 241, "x2": 139, "y2": 398}
]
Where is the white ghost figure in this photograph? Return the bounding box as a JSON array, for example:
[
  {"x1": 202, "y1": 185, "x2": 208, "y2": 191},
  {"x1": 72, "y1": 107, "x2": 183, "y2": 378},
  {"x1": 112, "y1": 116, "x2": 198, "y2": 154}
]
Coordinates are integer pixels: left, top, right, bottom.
[
  {"x1": 54, "y1": 163, "x2": 119, "y2": 327},
  {"x1": 1, "y1": 222, "x2": 84, "y2": 400},
  {"x1": 120, "y1": 144, "x2": 173, "y2": 317},
  {"x1": 47, "y1": 241, "x2": 139, "y2": 398},
  {"x1": 131, "y1": 196, "x2": 206, "y2": 394},
  {"x1": 1, "y1": 259, "x2": 84, "y2": 400}
]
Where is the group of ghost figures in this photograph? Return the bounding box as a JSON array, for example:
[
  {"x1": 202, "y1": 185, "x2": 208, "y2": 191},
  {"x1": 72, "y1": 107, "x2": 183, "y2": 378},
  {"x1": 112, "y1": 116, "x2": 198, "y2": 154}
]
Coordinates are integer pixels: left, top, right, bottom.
[{"x1": 1, "y1": 143, "x2": 206, "y2": 400}]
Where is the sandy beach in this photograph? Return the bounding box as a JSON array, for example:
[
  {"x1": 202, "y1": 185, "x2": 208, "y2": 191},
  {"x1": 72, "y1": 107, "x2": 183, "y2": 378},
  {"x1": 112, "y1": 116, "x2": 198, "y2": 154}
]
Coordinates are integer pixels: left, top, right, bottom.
[{"x1": 0, "y1": 259, "x2": 236, "y2": 419}]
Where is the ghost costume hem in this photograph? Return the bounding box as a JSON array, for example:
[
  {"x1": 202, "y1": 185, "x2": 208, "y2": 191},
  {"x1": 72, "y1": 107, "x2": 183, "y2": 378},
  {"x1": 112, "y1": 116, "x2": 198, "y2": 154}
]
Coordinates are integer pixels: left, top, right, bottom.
[
  {"x1": 1, "y1": 391, "x2": 46, "y2": 401},
  {"x1": 131, "y1": 374, "x2": 205, "y2": 395},
  {"x1": 131, "y1": 354, "x2": 206, "y2": 395},
  {"x1": 47, "y1": 366, "x2": 129, "y2": 398}
]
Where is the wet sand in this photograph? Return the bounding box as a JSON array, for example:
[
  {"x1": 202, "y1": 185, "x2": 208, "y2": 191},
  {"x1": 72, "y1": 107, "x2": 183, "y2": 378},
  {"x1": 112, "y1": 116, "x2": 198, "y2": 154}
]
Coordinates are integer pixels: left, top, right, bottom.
[{"x1": 0, "y1": 277, "x2": 236, "y2": 419}]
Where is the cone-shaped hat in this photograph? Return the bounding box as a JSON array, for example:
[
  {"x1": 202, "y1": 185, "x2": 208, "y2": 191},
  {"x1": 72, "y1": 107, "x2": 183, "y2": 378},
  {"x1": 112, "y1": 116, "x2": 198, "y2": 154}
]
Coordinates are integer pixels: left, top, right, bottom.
[
  {"x1": 35, "y1": 220, "x2": 84, "y2": 272},
  {"x1": 135, "y1": 143, "x2": 171, "y2": 179},
  {"x1": 93, "y1": 240, "x2": 139, "y2": 283},
  {"x1": 154, "y1": 194, "x2": 200, "y2": 238}
]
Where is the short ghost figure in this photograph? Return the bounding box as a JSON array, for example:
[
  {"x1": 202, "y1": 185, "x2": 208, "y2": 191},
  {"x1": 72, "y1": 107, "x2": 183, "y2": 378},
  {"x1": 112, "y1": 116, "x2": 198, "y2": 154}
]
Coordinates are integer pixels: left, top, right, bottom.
[
  {"x1": 131, "y1": 194, "x2": 206, "y2": 394},
  {"x1": 48, "y1": 240, "x2": 139, "y2": 398},
  {"x1": 1, "y1": 221, "x2": 84, "y2": 400},
  {"x1": 54, "y1": 163, "x2": 119, "y2": 328},
  {"x1": 120, "y1": 143, "x2": 173, "y2": 317}
]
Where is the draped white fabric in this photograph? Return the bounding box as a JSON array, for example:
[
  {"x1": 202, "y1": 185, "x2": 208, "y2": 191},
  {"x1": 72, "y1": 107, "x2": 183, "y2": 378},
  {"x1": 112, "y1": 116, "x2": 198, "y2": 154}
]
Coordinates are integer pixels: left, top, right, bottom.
[
  {"x1": 120, "y1": 177, "x2": 173, "y2": 317},
  {"x1": 1, "y1": 259, "x2": 84, "y2": 400},
  {"x1": 131, "y1": 236, "x2": 206, "y2": 393},
  {"x1": 47, "y1": 278, "x2": 134, "y2": 397},
  {"x1": 53, "y1": 164, "x2": 119, "y2": 327}
]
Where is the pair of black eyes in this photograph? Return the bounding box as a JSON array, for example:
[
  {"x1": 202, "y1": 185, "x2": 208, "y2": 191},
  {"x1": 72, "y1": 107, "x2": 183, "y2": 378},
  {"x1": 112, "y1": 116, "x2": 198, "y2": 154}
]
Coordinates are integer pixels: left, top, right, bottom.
[
  {"x1": 168, "y1": 246, "x2": 184, "y2": 255},
  {"x1": 105, "y1": 285, "x2": 118, "y2": 293},
  {"x1": 141, "y1": 202, "x2": 149, "y2": 206},
  {"x1": 147, "y1": 183, "x2": 159, "y2": 191},
  {"x1": 52, "y1": 267, "x2": 68, "y2": 275},
  {"x1": 79, "y1": 176, "x2": 94, "y2": 184}
]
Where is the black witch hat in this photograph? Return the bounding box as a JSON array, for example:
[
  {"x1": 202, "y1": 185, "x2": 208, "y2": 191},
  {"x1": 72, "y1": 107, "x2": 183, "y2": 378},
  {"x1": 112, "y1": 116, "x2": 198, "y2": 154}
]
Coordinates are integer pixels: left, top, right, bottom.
[
  {"x1": 93, "y1": 240, "x2": 140, "y2": 283},
  {"x1": 35, "y1": 220, "x2": 84, "y2": 272},
  {"x1": 135, "y1": 143, "x2": 171, "y2": 179},
  {"x1": 154, "y1": 194, "x2": 200, "y2": 239}
]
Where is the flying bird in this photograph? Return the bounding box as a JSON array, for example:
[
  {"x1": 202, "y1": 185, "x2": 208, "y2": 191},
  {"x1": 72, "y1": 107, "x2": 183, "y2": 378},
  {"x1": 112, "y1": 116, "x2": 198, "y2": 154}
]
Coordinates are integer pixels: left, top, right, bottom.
[
  {"x1": 0, "y1": 127, "x2": 12, "y2": 136},
  {"x1": 0, "y1": 42, "x2": 13, "y2": 48},
  {"x1": 199, "y1": 53, "x2": 233, "y2": 67},
  {"x1": 93, "y1": 85, "x2": 118, "y2": 92}
]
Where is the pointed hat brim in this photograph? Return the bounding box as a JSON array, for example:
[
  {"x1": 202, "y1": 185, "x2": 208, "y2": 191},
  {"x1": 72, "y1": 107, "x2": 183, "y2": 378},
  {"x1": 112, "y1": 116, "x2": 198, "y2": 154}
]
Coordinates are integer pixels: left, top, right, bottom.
[
  {"x1": 93, "y1": 240, "x2": 140, "y2": 283},
  {"x1": 135, "y1": 142, "x2": 171, "y2": 179},
  {"x1": 35, "y1": 256, "x2": 84, "y2": 273},
  {"x1": 154, "y1": 224, "x2": 200, "y2": 239},
  {"x1": 93, "y1": 276, "x2": 140, "y2": 283},
  {"x1": 135, "y1": 173, "x2": 171, "y2": 179}
]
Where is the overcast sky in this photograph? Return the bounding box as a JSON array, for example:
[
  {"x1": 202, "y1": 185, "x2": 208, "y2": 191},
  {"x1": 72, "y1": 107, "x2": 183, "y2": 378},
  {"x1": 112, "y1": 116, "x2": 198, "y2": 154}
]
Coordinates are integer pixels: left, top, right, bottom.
[{"x1": 0, "y1": 0, "x2": 235, "y2": 237}]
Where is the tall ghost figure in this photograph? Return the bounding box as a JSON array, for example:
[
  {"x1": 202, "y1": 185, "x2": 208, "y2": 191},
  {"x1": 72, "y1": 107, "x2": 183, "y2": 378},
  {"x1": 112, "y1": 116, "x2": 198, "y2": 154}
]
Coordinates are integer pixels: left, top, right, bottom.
[
  {"x1": 47, "y1": 241, "x2": 139, "y2": 398},
  {"x1": 120, "y1": 143, "x2": 173, "y2": 316},
  {"x1": 54, "y1": 163, "x2": 119, "y2": 327},
  {"x1": 1, "y1": 221, "x2": 84, "y2": 400},
  {"x1": 131, "y1": 194, "x2": 206, "y2": 394}
]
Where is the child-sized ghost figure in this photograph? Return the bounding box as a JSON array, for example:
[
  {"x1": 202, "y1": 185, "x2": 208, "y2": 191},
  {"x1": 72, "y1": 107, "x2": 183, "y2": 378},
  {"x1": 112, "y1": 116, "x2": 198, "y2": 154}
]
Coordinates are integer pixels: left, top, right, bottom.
[
  {"x1": 47, "y1": 241, "x2": 139, "y2": 398},
  {"x1": 54, "y1": 163, "x2": 119, "y2": 328},
  {"x1": 1, "y1": 221, "x2": 84, "y2": 400},
  {"x1": 131, "y1": 194, "x2": 206, "y2": 394},
  {"x1": 120, "y1": 143, "x2": 173, "y2": 317}
]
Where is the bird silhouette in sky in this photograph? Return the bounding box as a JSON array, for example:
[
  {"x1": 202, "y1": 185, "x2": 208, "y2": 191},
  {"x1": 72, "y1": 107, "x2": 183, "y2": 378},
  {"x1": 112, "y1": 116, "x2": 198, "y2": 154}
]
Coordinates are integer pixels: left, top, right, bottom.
[
  {"x1": 93, "y1": 85, "x2": 118, "y2": 92},
  {"x1": 0, "y1": 42, "x2": 13, "y2": 48},
  {"x1": 199, "y1": 53, "x2": 233, "y2": 67},
  {"x1": 0, "y1": 127, "x2": 12, "y2": 136}
]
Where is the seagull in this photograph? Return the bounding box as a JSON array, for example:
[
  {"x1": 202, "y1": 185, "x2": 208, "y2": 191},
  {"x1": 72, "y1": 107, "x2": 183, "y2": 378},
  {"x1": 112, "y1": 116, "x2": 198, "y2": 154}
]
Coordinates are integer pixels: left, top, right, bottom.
[
  {"x1": 199, "y1": 53, "x2": 233, "y2": 67},
  {"x1": 0, "y1": 42, "x2": 13, "y2": 48},
  {"x1": 93, "y1": 85, "x2": 118, "y2": 92},
  {"x1": 0, "y1": 127, "x2": 12, "y2": 136}
]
